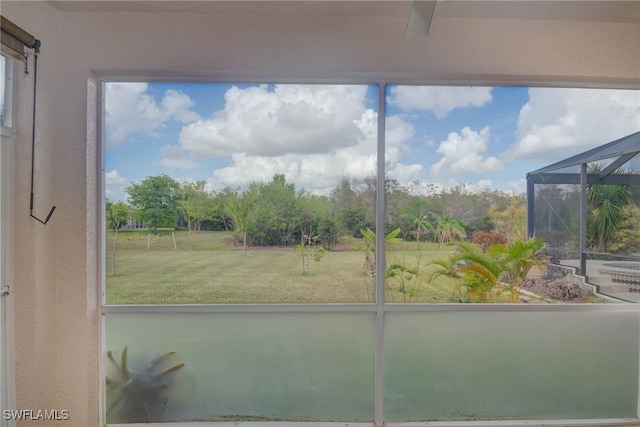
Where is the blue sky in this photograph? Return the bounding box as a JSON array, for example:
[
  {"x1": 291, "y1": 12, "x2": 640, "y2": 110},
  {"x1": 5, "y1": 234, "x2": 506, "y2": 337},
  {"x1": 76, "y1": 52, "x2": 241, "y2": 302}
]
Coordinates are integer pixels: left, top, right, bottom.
[{"x1": 104, "y1": 83, "x2": 639, "y2": 202}]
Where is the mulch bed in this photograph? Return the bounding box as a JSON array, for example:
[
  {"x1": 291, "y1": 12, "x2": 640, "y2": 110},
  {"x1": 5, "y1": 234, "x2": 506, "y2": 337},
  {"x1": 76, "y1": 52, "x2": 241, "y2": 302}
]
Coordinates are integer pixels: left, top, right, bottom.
[{"x1": 521, "y1": 278, "x2": 591, "y2": 302}]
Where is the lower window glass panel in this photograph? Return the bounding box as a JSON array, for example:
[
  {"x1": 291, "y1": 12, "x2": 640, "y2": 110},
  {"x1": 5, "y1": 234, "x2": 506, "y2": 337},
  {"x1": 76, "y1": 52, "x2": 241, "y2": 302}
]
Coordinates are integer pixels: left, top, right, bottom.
[
  {"x1": 384, "y1": 309, "x2": 639, "y2": 422},
  {"x1": 105, "y1": 312, "x2": 375, "y2": 423}
]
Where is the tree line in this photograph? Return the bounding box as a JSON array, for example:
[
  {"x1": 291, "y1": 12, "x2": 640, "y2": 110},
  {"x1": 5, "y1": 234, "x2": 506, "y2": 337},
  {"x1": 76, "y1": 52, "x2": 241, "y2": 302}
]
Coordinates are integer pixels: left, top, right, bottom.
[
  {"x1": 106, "y1": 172, "x2": 639, "y2": 255},
  {"x1": 107, "y1": 173, "x2": 531, "y2": 248}
]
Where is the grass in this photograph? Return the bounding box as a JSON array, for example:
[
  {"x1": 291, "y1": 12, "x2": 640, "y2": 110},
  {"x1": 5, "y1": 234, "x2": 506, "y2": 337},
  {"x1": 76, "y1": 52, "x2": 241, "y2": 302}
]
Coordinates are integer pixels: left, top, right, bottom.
[{"x1": 106, "y1": 230, "x2": 461, "y2": 304}]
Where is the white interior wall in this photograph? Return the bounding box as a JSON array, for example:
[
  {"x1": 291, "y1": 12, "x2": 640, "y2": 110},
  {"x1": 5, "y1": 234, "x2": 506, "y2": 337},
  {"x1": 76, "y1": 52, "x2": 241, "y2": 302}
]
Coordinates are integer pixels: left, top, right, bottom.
[
  {"x1": 1, "y1": 2, "x2": 97, "y2": 425},
  {"x1": 1, "y1": 1, "x2": 638, "y2": 425}
]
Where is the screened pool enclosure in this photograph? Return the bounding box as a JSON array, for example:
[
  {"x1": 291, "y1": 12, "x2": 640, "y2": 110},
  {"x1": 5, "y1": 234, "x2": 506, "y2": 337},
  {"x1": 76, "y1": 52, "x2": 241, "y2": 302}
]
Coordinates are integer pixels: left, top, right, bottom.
[{"x1": 527, "y1": 131, "x2": 640, "y2": 303}]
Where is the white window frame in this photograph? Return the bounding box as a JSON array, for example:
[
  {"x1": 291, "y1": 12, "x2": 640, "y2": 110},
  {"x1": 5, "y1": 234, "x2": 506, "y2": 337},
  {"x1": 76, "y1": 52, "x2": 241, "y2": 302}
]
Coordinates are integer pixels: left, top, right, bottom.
[
  {"x1": 98, "y1": 79, "x2": 640, "y2": 427},
  {"x1": 0, "y1": 51, "x2": 17, "y2": 427}
]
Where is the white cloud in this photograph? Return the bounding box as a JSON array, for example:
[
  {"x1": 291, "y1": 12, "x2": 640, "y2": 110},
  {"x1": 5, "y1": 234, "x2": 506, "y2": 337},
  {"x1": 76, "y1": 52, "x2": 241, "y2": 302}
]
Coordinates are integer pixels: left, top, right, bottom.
[
  {"x1": 504, "y1": 88, "x2": 640, "y2": 162},
  {"x1": 457, "y1": 180, "x2": 494, "y2": 193},
  {"x1": 171, "y1": 85, "x2": 418, "y2": 193},
  {"x1": 179, "y1": 85, "x2": 369, "y2": 158},
  {"x1": 507, "y1": 179, "x2": 527, "y2": 194},
  {"x1": 105, "y1": 169, "x2": 127, "y2": 202},
  {"x1": 160, "y1": 145, "x2": 200, "y2": 170},
  {"x1": 385, "y1": 115, "x2": 415, "y2": 158},
  {"x1": 105, "y1": 169, "x2": 126, "y2": 185},
  {"x1": 388, "y1": 86, "x2": 493, "y2": 118},
  {"x1": 162, "y1": 90, "x2": 200, "y2": 124},
  {"x1": 474, "y1": 179, "x2": 494, "y2": 192},
  {"x1": 385, "y1": 115, "x2": 423, "y2": 183},
  {"x1": 105, "y1": 83, "x2": 199, "y2": 148},
  {"x1": 387, "y1": 162, "x2": 424, "y2": 184},
  {"x1": 430, "y1": 126, "x2": 503, "y2": 178},
  {"x1": 206, "y1": 113, "x2": 418, "y2": 194},
  {"x1": 209, "y1": 152, "x2": 374, "y2": 194},
  {"x1": 208, "y1": 143, "x2": 380, "y2": 194}
]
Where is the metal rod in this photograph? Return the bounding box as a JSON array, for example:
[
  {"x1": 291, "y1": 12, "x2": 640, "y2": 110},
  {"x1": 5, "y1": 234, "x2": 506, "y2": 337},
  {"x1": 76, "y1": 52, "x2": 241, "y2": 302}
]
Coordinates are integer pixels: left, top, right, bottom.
[
  {"x1": 101, "y1": 301, "x2": 639, "y2": 314},
  {"x1": 526, "y1": 175, "x2": 535, "y2": 238},
  {"x1": 28, "y1": 50, "x2": 56, "y2": 225},
  {"x1": 580, "y1": 163, "x2": 588, "y2": 277},
  {"x1": 374, "y1": 82, "x2": 386, "y2": 427},
  {"x1": 1, "y1": 16, "x2": 39, "y2": 48}
]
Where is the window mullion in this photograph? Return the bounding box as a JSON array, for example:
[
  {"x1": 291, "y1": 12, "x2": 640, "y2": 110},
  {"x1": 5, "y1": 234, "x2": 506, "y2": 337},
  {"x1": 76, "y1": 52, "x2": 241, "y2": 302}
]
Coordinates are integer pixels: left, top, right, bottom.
[{"x1": 374, "y1": 82, "x2": 386, "y2": 427}]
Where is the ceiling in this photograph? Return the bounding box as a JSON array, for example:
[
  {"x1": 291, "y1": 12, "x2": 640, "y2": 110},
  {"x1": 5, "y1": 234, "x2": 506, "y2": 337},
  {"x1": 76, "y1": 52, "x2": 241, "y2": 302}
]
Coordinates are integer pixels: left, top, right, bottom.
[
  {"x1": 41, "y1": 1, "x2": 640, "y2": 87},
  {"x1": 47, "y1": 0, "x2": 640, "y2": 23}
]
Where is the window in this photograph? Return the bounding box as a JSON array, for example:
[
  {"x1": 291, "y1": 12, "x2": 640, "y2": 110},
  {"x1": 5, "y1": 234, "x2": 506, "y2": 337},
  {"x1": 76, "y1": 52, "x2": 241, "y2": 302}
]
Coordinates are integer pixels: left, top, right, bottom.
[
  {"x1": 0, "y1": 52, "x2": 15, "y2": 427},
  {"x1": 0, "y1": 54, "x2": 12, "y2": 130},
  {"x1": 104, "y1": 83, "x2": 377, "y2": 305},
  {"x1": 384, "y1": 85, "x2": 640, "y2": 304},
  {"x1": 105, "y1": 84, "x2": 640, "y2": 306},
  {"x1": 102, "y1": 83, "x2": 639, "y2": 424}
]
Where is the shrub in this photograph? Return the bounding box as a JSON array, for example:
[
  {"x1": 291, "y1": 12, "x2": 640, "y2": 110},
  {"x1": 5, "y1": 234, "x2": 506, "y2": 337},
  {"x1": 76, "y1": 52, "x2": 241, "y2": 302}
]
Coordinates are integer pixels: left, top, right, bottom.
[
  {"x1": 473, "y1": 231, "x2": 507, "y2": 250},
  {"x1": 318, "y1": 218, "x2": 338, "y2": 249}
]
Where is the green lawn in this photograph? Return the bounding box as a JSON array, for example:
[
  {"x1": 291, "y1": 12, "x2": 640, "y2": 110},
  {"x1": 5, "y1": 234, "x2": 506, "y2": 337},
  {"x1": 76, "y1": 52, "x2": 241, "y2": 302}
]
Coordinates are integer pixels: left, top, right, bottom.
[{"x1": 105, "y1": 230, "x2": 460, "y2": 304}]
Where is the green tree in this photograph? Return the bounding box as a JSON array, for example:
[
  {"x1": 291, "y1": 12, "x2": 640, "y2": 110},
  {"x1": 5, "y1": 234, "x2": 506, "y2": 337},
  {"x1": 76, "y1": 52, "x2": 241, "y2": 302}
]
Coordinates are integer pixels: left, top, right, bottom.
[
  {"x1": 251, "y1": 175, "x2": 304, "y2": 246},
  {"x1": 106, "y1": 201, "x2": 129, "y2": 276},
  {"x1": 467, "y1": 214, "x2": 495, "y2": 237},
  {"x1": 609, "y1": 204, "x2": 640, "y2": 254},
  {"x1": 330, "y1": 177, "x2": 358, "y2": 213},
  {"x1": 178, "y1": 180, "x2": 215, "y2": 233},
  {"x1": 317, "y1": 217, "x2": 338, "y2": 249},
  {"x1": 297, "y1": 192, "x2": 334, "y2": 249},
  {"x1": 107, "y1": 201, "x2": 130, "y2": 232},
  {"x1": 489, "y1": 197, "x2": 527, "y2": 242},
  {"x1": 224, "y1": 188, "x2": 258, "y2": 256},
  {"x1": 126, "y1": 175, "x2": 181, "y2": 234},
  {"x1": 341, "y1": 208, "x2": 370, "y2": 237},
  {"x1": 330, "y1": 177, "x2": 372, "y2": 237}
]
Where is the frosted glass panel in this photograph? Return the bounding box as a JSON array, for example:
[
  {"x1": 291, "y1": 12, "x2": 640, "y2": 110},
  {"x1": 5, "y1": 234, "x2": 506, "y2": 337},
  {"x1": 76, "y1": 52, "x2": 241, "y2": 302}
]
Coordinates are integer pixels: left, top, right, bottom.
[
  {"x1": 384, "y1": 309, "x2": 639, "y2": 421},
  {"x1": 105, "y1": 312, "x2": 374, "y2": 423}
]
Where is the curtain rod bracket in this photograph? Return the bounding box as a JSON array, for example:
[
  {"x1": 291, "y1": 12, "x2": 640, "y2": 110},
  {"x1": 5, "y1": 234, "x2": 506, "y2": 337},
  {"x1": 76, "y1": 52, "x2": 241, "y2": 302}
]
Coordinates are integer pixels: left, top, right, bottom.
[{"x1": 22, "y1": 52, "x2": 29, "y2": 74}]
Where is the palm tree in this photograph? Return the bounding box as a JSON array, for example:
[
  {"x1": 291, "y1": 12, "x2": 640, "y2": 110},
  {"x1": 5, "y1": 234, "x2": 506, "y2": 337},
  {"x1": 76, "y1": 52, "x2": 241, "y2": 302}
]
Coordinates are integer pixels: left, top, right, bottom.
[
  {"x1": 400, "y1": 212, "x2": 436, "y2": 251},
  {"x1": 427, "y1": 237, "x2": 547, "y2": 303},
  {"x1": 587, "y1": 167, "x2": 631, "y2": 251},
  {"x1": 428, "y1": 241, "x2": 503, "y2": 302},
  {"x1": 503, "y1": 238, "x2": 548, "y2": 302},
  {"x1": 434, "y1": 213, "x2": 467, "y2": 249}
]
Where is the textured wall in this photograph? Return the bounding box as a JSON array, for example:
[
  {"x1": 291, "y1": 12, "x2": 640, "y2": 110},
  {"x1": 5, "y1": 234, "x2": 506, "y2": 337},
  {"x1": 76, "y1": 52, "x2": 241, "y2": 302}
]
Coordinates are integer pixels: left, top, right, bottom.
[{"x1": 2, "y1": 2, "x2": 98, "y2": 426}]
